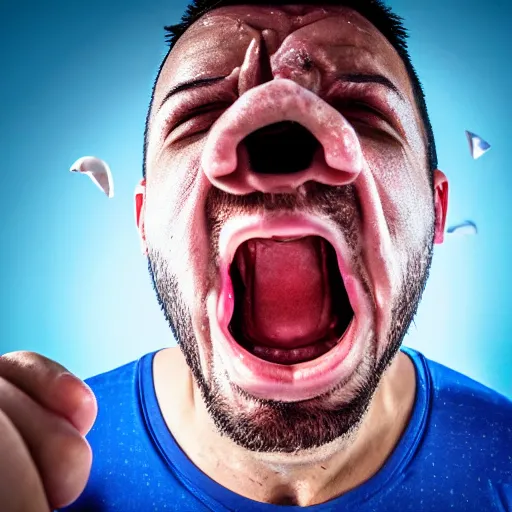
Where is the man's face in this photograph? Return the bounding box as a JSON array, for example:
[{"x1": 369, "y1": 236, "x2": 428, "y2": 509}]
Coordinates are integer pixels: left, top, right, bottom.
[{"x1": 139, "y1": 4, "x2": 447, "y2": 452}]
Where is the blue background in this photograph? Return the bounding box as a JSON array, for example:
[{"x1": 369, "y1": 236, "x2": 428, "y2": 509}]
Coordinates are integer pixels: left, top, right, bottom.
[{"x1": 0, "y1": 0, "x2": 510, "y2": 398}]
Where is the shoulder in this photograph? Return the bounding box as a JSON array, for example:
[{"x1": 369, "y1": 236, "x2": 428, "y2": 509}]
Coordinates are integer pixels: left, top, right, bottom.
[
  {"x1": 422, "y1": 351, "x2": 511, "y2": 417},
  {"x1": 85, "y1": 347, "x2": 182, "y2": 389},
  {"x1": 405, "y1": 347, "x2": 512, "y2": 416},
  {"x1": 84, "y1": 348, "x2": 183, "y2": 433},
  {"x1": 83, "y1": 351, "x2": 161, "y2": 439},
  {"x1": 405, "y1": 347, "x2": 512, "y2": 465},
  {"x1": 85, "y1": 358, "x2": 140, "y2": 395}
]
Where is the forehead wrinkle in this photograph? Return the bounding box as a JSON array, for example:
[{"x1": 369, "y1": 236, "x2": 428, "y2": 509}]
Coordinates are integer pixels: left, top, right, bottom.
[
  {"x1": 154, "y1": 4, "x2": 424, "y2": 150},
  {"x1": 188, "y1": 6, "x2": 373, "y2": 62},
  {"x1": 198, "y1": 4, "x2": 383, "y2": 40},
  {"x1": 175, "y1": 5, "x2": 405, "y2": 75},
  {"x1": 159, "y1": 6, "x2": 411, "y2": 104}
]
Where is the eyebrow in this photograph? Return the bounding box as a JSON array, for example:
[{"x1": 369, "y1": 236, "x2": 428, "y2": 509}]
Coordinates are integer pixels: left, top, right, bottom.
[
  {"x1": 336, "y1": 73, "x2": 403, "y2": 99},
  {"x1": 159, "y1": 76, "x2": 227, "y2": 109}
]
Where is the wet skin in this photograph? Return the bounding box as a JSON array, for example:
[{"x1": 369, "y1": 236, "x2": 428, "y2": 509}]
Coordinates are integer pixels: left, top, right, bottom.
[{"x1": 135, "y1": 4, "x2": 448, "y2": 506}]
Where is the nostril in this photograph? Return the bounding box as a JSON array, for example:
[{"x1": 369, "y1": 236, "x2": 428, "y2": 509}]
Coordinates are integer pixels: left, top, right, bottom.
[{"x1": 243, "y1": 121, "x2": 320, "y2": 175}]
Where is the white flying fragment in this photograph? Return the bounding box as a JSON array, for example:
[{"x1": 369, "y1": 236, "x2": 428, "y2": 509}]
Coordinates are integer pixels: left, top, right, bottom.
[
  {"x1": 447, "y1": 220, "x2": 478, "y2": 236},
  {"x1": 70, "y1": 156, "x2": 114, "y2": 198},
  {"x1": 465, "y1": 130, "x2": 491, "y2": 160}
]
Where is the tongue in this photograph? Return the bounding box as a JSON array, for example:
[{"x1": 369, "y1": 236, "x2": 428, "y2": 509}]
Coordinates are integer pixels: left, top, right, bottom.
[{"x1": 235, "y1": 236, "x2": 335, "y2": 348}]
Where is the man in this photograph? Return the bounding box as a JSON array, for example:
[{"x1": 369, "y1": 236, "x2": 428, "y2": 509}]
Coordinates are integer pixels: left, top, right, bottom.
[{"x1": 0, "y1": 0, "x2": 510, "y2": 510}]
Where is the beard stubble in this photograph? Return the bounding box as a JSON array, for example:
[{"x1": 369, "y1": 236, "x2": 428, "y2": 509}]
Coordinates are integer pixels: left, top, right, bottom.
[{"x1": 147, "y1": 183, "x2": 434, "y2": 453}]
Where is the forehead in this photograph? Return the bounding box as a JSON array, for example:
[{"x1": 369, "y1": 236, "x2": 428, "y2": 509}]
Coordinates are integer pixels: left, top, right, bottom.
[{"x1": 155, "y1": 4, "x2": 413, "y2": 103}]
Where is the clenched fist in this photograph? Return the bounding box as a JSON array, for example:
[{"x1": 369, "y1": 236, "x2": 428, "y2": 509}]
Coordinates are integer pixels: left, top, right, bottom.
[{"x1": 0, "y1": 351, "x2": 97, "y2": 511}]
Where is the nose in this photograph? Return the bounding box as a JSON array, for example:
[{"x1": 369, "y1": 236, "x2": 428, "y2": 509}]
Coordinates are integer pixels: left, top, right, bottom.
[
  {"x1": 201, "y1": 79, "x2": 363, "y2": 195},
  {"x1": 245, "y1": 121, "x2": 319, "y2": 175}
]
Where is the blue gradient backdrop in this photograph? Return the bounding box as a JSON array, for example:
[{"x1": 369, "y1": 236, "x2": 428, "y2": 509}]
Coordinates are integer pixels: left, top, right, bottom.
[{"x1": 0, "y1": 0, "x2": 510, "y2": 397}]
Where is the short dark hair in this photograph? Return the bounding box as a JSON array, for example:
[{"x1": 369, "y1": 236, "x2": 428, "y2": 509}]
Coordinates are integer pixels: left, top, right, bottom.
[{"x1": 143, "y1": 0, "x2": 438, "y2": 179}]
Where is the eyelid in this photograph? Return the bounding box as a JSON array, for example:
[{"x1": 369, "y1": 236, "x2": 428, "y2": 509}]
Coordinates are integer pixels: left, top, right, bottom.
[
  {"x1": 175, "y1": 102, "x2": 228, "y2": 125},
  {"x1": 166, "y1": 106, "x2": 227, "y2": 145},
  {"x1": 330, "y1": 90, "x2": 388, "y2": 117},
  {"x1": 331, "y1": 97, "x2": 390, "y2": 131},
  {"x1": 326, "y1": 83, "x2": 405, "y2": 135},
  {"x1": 162, "y1": 87, "x2": 236, "y2": 132},
  {"x1": 337, "y1": 99, "x2": 383, "y2": 116}
]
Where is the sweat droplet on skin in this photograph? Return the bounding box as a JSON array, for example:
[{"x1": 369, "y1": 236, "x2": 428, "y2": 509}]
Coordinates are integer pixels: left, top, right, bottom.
[{"x1": 70, "y1": 156, "x2": 114, "y2": 198}]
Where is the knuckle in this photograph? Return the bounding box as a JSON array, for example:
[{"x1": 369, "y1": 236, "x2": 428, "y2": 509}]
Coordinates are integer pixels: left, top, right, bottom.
[
  {"x1": 0, "y1": 351, "x2": 41, "y2": 375},
  {"x1": 0, "y1": 350, "x2": 38, "y2": 364},
  {"x1": 0, "y1": 352, "x2": 69, "y2": 398}
]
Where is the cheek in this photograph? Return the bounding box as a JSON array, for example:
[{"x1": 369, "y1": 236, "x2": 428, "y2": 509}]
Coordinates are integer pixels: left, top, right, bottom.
[
  {"x1": 362, "y1": 137, "x2": 433, "y2": 252},
  {"x1": 145, "y1": 144, "x2": 213, "y2": 306}
]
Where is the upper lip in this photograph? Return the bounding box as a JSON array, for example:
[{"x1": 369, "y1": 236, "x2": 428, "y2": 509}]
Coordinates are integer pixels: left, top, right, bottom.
[{"x1": 220, "y1": 213, "x2": 352, "y2": 269}]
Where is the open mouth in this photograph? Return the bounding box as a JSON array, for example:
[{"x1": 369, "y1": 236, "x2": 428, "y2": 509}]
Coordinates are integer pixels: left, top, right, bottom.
[
  {"x1": 228, "y1": 235, "x2": 354, "y2": 365},
  {"x1": 208, "y1": 214, "x2": 369, "y2": 401}
]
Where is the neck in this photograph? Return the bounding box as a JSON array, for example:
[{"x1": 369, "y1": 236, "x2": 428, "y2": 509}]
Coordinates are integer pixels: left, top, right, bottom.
[{"x1": 153, "y1": 348, "x2": 416, "y2": 506}]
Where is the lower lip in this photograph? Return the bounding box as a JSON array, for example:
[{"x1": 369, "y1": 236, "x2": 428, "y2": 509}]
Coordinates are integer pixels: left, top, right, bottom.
[{"x1": 206, "y1": 273, "x2": 370, "y2": 402}]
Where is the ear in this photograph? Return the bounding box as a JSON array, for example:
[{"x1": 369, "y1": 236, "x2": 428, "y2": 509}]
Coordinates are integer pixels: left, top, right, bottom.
[
  {"x1": 134, "y1": 178, "x2": 147, "y2": 255},
  {"x1": 433, "y1": 170, "x2": 449, "y2": 244}
]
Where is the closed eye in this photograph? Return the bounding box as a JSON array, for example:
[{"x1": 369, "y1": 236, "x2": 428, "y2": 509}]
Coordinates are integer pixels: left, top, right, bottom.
[
  {"x1": 331, "y1": 99, "x2": 403, "y2": 140},
  {"x1": 334, "y1": 100, "x2": 387, "y2": 120},
  {"x1": 175, "y1": 102, "x2": 228, "y2": 126},
  {"x1": 167, "y1": 102, "x2": 229, "y2": 143}
]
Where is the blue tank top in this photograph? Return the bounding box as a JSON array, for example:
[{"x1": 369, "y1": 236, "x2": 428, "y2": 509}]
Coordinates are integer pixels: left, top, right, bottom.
[{"x1": 60, "y1": 347, "x2": 512, "y2": 511}]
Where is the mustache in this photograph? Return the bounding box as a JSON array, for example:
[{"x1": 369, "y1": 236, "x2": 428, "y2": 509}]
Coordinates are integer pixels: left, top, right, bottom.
[{"x1": 205, "y1": 182, "x2": 362, "y2": 254}]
